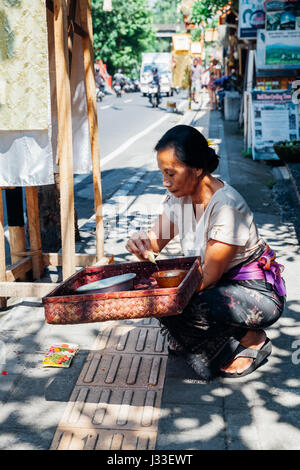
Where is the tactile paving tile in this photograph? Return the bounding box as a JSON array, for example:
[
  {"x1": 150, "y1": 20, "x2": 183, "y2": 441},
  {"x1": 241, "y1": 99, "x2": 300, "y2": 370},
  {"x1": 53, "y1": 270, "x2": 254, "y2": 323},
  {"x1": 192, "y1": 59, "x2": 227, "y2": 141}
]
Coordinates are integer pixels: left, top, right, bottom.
[
  {"x1": 92, "y1": 325, "x2": 168, "y2": 355},
  {"x1": 58, "y1": 386, "x2": 162, "y2": 430},
  {"x1": 76, "y1": 352, "x2": 168, "y2": 389},
  {"x1": 107, "y1": 317, "x2": 161, "y2": 328},
  {"x1": 51, "y1": 318, "x2": 169, "y2": 449},
  {"x1": 50, "y1": 427, "x2": 156, "y2": 450}
]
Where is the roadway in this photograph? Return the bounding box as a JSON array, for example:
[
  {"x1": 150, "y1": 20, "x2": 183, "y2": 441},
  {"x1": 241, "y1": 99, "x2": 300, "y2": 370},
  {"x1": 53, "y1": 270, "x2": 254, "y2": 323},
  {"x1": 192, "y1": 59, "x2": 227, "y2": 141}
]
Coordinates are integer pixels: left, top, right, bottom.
[{"x1": 74, "y1": 89, "x2": 188, "y2": 226}]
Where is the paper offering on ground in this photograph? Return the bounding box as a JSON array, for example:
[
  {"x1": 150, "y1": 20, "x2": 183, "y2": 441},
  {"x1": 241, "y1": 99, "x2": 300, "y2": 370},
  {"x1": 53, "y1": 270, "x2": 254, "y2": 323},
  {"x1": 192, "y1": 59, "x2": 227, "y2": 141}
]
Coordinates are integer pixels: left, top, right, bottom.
[{"x1": 42, "y1": 343, "x2": 79, "y2": 368}]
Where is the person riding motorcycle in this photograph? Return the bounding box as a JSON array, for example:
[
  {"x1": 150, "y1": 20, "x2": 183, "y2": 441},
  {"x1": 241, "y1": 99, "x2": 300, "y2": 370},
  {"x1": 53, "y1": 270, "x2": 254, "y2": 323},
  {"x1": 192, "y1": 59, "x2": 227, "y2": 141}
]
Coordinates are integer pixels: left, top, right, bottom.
[
  {"x1": 95, "y1": 65, "x2": 105, "y2": 101},
  {"x1": 113, "y1": 69, "x2": 126, "y2": 90},
  {"x1": 150, "y1": 67, "x2": 161, "y2": 104}
]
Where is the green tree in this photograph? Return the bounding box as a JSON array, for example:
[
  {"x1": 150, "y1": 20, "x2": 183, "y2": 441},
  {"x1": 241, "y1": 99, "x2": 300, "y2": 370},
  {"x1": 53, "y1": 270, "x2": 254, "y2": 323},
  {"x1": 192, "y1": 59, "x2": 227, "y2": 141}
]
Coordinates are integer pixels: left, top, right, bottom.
[
  {"x1": 152, "y1": 0, "x2": 182, "y2": 24},
  {"x1": 190, "y1": 0, "x2": 228, "y2": 26},
  {"x1": 91, "y1": 0, "x2": 156, "y2": 75}
]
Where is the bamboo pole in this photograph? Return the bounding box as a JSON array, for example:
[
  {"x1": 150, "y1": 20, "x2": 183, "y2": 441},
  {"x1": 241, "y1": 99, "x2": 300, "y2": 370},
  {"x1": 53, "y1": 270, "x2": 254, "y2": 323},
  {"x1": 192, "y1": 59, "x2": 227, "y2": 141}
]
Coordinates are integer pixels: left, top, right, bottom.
[
  {"x1": 0, "y1": 190, "x2": 7, "y2": 308},
  {"x1": 79, "y1": 0, "x2": 105, "y2": 261},
  {"x1": 53, "y1": 0, "x2": 76, "y2": 280}
]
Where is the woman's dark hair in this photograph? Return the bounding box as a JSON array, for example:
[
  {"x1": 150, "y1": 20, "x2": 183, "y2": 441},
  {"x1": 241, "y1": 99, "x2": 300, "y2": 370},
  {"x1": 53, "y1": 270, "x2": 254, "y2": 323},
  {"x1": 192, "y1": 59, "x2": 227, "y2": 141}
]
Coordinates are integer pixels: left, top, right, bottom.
[{"x1": 154, "y1": 125, "x2": 219, "y2": 174}]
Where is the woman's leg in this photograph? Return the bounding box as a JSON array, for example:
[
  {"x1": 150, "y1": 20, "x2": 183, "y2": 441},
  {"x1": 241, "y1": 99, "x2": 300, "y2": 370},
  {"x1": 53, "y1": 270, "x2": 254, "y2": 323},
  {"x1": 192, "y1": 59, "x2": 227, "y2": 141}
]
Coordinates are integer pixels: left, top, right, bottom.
[
  {"x1": 160, "y1": 280, "x2": 284, "y2": 377},
  {"x1": 205, "y1": 280, "x2": 284, "y2": 374},
  {"x1": 212, "y1": 90, "x2": 217, "y2": 109},
  {"x1": 207, "y1": 88, "x2": 213, "y2": 110}
]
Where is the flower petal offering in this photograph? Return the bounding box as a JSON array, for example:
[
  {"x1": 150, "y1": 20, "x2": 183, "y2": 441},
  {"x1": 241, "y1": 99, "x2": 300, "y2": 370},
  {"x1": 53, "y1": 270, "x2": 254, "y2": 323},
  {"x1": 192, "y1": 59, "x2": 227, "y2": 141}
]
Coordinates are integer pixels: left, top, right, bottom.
[{"x1": 42, "y1": 343, "x2": 79, "y2": 368}]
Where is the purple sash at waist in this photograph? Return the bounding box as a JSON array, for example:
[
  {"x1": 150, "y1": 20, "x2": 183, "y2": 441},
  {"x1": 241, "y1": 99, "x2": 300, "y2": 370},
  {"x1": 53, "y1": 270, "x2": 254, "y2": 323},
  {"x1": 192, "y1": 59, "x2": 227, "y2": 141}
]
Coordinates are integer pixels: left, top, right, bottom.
[{"x1": 225, "y1": 246, "x2": 286, "y2": 297}]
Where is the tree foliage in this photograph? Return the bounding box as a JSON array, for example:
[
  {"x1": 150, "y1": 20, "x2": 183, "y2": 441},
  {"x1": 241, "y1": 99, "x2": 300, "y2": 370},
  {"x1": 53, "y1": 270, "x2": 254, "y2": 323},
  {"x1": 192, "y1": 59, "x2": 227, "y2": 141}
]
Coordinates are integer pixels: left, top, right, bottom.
[
  {"x1": 152, "y1": 0, "x2": 182, "y2": 24},
  {"x1": 190, "y1": 0, "x2": 229, "y2": 26},
  {"x1": 91, "y1": 0, "x2": 156, "y2": 75}
]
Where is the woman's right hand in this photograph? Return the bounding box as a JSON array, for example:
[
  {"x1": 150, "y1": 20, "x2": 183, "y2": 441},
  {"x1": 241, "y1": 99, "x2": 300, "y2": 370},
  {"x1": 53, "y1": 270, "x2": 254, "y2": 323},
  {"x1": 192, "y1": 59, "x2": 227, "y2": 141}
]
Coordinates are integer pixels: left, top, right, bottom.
[{"x1": 125, "y1": 231, "x2": 153, "y2": 261}]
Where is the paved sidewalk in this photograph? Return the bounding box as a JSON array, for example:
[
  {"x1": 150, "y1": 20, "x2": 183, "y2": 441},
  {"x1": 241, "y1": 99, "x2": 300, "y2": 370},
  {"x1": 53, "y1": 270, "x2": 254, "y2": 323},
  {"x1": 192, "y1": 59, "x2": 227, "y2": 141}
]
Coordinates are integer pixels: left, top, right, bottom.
[{"x1": 0, "y1": 93, "x2": 300, "y2": 450}]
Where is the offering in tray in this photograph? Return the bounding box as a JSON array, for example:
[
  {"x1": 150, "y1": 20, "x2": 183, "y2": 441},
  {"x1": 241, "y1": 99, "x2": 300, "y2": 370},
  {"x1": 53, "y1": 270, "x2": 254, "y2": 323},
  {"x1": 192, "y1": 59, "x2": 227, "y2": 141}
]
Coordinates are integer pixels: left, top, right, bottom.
[
  {"x1": 152, "y1": 269, "x2": 188, "y2": 288},
  {"x1": 76, "y1": 273, "x2": 136, "y2": 294},
  {"x1": 133, "y1": 276, "x2": 158, "y2": 290}
]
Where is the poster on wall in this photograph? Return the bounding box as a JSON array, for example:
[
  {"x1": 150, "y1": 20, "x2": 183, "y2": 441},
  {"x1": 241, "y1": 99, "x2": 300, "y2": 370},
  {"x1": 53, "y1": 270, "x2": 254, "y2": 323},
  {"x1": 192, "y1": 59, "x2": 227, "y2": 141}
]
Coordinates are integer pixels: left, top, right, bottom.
[
  {"x1": 264, "y1": 0, "x2": 300, "y2": 14},
  {"x1": 263, "y1": 0, "x2": 300, "y2": 66},
  {"x1": 251, "y1": 90, "x2": 299, "y2": 160},
  {"x1": 256, "y1": 30, "x2": 300, "y2": 69},
  {"x1": 265, "y1": 30, "x2": 300, "y2": 65},
  {"x1": 238, "y1": 0, "x2": 266, "y2": 38}
]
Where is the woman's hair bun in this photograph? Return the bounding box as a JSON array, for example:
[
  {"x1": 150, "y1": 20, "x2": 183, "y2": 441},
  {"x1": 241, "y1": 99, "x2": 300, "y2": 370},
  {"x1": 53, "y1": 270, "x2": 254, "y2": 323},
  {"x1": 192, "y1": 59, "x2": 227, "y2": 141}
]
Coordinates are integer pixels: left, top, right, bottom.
[
  {"x1": 154, "y1": 125, "x2": 220, "y2": 174},
  {"x1": 206, "y1": 146, "x2": 220, "y2": 173}
]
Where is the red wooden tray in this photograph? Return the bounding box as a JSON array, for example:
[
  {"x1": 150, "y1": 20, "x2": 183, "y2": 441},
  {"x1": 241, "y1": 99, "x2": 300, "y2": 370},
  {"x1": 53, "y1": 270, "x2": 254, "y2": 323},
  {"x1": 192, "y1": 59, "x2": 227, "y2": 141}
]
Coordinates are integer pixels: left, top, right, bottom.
[{"x1": 43, "y1": 256, "x2": 202, "y2": 324}]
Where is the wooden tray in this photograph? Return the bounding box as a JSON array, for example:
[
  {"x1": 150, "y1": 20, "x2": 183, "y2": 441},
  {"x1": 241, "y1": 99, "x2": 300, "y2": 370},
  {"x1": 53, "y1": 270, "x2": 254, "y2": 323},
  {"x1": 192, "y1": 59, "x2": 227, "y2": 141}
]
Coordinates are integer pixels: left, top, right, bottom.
[{"x1": 43, "y1": 256, "x2": 202, "y2": 324}]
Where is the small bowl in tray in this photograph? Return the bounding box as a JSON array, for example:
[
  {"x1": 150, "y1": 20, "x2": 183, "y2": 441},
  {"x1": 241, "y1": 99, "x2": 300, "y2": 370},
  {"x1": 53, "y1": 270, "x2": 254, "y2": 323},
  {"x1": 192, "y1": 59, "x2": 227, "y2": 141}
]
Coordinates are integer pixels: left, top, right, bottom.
[{"x1": 152, "y1": 269, "x2": 188, "y2": 288}]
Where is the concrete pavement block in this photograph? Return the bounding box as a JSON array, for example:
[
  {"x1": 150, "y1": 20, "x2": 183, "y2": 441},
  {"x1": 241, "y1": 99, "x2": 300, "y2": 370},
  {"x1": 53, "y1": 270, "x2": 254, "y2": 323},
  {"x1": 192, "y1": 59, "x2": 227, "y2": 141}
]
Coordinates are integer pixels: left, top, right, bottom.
[
  {"x1": 76, "y1": 352, "x2": 168, "y2": 389},
  {"x1": 51, "y1": 426, "x2": 157, "y2": 450},
  {"x1": 156, "y1": 403, "x2": 226, "y2": 450},
  {"x1": 92, "y1": 325, "x2": 168, "y2": 355},
  {"x1": 58, "y1": 385, "x2": 163, "y2": 431},
  {"x1": 162, "y1": 377, "x2": 225, "y2": 407}
]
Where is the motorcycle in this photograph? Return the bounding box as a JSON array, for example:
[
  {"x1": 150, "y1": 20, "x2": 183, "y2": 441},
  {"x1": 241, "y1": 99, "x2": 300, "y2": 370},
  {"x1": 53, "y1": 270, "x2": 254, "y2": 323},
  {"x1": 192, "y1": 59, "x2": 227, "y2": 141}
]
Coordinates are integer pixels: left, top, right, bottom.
[
  {"x1": 148, "y1": 81, "x2": 160, "y2": 108},
  {"x1": 123, "y1": 78, "x2": 133, "y2": 93},
  {"x1": 133, "y1": 79, "x2": 140, "y2": 92},
  {"x1": 96, "y1": 87, "x2": 105, "y2": 102},
  {"x1": 113, "y1": 80, "x2": 122, "y2": 97},
  {"x1": 96, "y1": 76, "x2": 105, "y2": 102}
]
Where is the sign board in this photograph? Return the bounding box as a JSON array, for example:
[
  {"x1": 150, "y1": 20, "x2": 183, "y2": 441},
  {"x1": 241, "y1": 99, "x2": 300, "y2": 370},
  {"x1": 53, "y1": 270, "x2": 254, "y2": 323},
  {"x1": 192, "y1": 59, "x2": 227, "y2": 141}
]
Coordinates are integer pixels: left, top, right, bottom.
[
  {"x1": 172, "y1": 34, "x2": 190, "y2": 52},
  {"x1": 190, "y1": 42, "x2": 202, "y2": 54},
  {"x1": 238, "y1": 0, "x2": 266, "y2": 38},
  {"x1": 256, "y1": 30, "x2": 299, "y2": 69},
  {"x1": 251, "y1": 90, "x2": 299, "y2": 160}
]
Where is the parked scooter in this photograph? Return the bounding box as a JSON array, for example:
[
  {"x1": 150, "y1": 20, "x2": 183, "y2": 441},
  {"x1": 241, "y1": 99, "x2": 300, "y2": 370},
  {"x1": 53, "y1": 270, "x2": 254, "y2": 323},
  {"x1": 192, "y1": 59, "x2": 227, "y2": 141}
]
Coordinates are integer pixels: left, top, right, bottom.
[{"x1": 148, "y1": 81, "x2": 160, "y2": 108}]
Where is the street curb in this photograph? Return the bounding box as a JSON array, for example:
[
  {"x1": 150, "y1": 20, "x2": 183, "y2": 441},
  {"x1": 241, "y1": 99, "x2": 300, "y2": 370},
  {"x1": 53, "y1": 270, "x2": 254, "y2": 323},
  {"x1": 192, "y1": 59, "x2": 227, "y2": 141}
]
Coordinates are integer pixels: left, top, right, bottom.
[
  {"x1": 285, "y1": 163, "x2": 300, "y2": 207},
  {"x1": 177, "y1": 108, "x2": 195, "y2": 126}
]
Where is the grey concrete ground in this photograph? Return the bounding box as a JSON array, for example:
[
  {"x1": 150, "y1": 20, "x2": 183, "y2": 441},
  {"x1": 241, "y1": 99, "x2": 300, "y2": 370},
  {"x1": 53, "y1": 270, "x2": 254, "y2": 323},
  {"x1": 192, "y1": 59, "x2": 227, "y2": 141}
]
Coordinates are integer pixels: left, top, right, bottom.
[{"x1": 0, "y1": 92, "x2": 300, "y2": 450}]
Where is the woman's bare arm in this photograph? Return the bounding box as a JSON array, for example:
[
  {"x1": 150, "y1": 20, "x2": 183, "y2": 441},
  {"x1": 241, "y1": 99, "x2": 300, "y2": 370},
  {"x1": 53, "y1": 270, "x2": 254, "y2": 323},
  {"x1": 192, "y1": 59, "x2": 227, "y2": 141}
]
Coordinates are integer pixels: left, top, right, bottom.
[{"x1": 197, "y1": 239, "x2": 239, "y2": 291}]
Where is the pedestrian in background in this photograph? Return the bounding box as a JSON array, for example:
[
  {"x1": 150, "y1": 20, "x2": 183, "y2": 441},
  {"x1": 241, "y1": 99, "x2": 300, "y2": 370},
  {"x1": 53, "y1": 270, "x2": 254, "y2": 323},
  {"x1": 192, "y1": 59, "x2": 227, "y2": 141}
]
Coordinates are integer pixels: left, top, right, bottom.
[
  {"x1": 190, "y1": 57, "x2": 203, "y2": 105},
  {"x1": 205, "y1": 58, "x2": 221, "y2": 111}
]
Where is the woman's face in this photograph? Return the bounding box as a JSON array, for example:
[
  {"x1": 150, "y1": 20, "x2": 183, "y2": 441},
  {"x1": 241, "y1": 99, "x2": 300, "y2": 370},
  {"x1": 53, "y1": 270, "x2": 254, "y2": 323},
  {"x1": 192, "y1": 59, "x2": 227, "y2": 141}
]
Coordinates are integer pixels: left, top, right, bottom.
[{"x1": 157, "y1": 147, "x2": 202, "y2": 198}]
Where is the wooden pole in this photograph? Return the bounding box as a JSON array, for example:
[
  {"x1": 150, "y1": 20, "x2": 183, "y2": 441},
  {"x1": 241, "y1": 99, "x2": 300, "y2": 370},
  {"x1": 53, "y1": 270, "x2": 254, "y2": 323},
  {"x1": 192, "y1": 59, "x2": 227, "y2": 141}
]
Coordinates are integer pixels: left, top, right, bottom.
[
  {"x1": 79, "y1": 0, "x2": 105, "y2": 261},
  {"x1": 25, "y1": 187, "x2": 44, "y2": 280},
  {"x1": 53, "y1": 0, "x2": 76, "y2": 280},
  {"x1": 0, "y1": 190, "x2": 7, "y2": 308}
]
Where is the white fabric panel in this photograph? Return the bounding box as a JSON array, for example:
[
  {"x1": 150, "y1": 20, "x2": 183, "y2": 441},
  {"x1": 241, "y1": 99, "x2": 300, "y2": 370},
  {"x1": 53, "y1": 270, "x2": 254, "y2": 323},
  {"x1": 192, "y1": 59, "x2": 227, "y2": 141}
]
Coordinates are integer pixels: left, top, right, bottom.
[{"x1": 49, "y1": 9, "x2": 92, "y2": 175}]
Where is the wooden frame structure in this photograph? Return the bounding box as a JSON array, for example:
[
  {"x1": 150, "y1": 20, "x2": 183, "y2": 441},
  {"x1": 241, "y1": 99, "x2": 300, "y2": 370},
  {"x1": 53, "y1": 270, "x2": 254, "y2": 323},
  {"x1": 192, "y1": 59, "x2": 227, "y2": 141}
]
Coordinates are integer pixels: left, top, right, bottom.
[{"x1": 0, "y1": 0, "x2": 112, "y2": 307}]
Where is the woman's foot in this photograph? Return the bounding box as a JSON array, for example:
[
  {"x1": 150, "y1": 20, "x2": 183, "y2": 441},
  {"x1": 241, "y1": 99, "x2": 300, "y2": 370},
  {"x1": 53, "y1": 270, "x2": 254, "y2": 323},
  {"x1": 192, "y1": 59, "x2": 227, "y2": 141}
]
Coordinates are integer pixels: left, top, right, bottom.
[
  {"x1": 168, "y1": 335, "x2": 185, "y2": 356},
  {"x1": 220, "y1": 330, "x2": 267, "y2": 375}
]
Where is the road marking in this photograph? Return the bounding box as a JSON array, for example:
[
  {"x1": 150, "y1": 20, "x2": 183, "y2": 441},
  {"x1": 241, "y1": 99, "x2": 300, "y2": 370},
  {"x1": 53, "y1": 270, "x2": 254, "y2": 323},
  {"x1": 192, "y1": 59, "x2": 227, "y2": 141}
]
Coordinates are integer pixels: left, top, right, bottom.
[
  {"x1": 124, "y1": 99, "x2": 132, "y2": 103},
  {"x1": 100, "y1": 100, "x2": 186, "y2": 168},
  {"x1": 99, "y1": 105, "x2": 111, "y2": 110}
]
